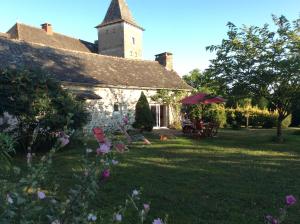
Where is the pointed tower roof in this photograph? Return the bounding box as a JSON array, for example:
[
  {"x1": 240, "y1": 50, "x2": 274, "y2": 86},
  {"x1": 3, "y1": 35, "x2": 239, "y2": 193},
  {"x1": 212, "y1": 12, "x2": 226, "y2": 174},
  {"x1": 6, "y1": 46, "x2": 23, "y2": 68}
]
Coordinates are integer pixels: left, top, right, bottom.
[{"x1": 96, "y1": 0, "x2": 143, "y2": 30}]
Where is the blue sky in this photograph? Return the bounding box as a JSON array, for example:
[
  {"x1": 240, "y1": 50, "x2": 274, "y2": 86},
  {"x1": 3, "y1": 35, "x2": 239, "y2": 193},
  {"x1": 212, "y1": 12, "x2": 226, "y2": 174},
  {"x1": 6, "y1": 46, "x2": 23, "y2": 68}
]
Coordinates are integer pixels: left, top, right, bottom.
[{"x1": 0, "y1": 0, "x2": 299, "y2": 75}]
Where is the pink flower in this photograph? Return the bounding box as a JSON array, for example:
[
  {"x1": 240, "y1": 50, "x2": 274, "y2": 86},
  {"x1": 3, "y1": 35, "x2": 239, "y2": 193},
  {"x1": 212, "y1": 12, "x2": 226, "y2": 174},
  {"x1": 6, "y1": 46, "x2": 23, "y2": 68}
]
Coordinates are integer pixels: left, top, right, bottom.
[
  {"x1": 101, "y1": 169, "x2": 110, "y2": 179},
  {"x1": 37, "y1": 191, "x2": 46, "y2": 200},
  {"x1": 272, "y1": 219, "x2": 279, "y2": 224},
  {"x1": 123, "y1": 116, "x2": 129, "y2": 125},
  {"x1": 96, "y1": 143, "x2": 111, "y2": 155},
  {"x1": 286, "y1": 195, "x2": 297, "y2": 206},
  {"x1": 104, "y1": 139, "x2": 112, "y2": 148},
  {"x1": 115, "y1": 143, "x2": 125, "y2": 153},
  {"x1": 58, "y1": 133, "x2": 70, "y2": 147},
  {"x1": 93, "y1": 127, "x2": 106, "y2": 143},
  {"x1": 153, "y1": 218, "x2": 164, "y2": 224},
  {"x1": 143, "y1": 203, "x2": 150, "y2": 213}
]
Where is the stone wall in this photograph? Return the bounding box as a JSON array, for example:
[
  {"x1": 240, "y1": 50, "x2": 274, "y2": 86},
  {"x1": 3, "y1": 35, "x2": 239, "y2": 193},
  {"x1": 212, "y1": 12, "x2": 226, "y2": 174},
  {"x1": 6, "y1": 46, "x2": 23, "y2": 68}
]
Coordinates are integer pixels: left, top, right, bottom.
[
  {"x1": 66, "y1": 85, "x2": 176, "y2": 132},
  {"x1": 123, "y1": 23, "x2": 143, "y2": 59},
  {"x1": 97, "y1": 22, "x2": 143, "y2": 60},
  {"x1": 98, "y1": 23, "x2": 125, "y2": 57}
]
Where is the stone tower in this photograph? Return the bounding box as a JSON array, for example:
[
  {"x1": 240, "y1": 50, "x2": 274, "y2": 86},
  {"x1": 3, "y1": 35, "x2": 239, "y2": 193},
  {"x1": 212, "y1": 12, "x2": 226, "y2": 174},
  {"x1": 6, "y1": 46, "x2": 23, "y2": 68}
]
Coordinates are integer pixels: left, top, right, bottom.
[{"x1": 96, "y1": 0, "x2": 144, "y2": 59}]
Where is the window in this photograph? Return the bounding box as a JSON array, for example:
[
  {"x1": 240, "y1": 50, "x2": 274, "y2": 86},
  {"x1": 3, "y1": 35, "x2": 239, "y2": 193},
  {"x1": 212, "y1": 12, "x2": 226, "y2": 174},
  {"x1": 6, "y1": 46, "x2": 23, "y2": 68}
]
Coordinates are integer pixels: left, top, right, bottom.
[
  {"x1": 132, "y1": 37, "x2": 135, "y2": 45},
  {"x1": 113, "y1": 104, "x2": 119, "y2": 112}
]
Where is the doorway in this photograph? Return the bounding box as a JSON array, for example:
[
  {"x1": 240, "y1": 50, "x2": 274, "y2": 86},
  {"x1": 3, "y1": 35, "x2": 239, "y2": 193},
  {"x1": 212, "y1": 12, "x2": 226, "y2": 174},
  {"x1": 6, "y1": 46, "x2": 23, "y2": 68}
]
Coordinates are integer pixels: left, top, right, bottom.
[{"x1": 150, "y1": 105, "x2": 168, "y2": 128}]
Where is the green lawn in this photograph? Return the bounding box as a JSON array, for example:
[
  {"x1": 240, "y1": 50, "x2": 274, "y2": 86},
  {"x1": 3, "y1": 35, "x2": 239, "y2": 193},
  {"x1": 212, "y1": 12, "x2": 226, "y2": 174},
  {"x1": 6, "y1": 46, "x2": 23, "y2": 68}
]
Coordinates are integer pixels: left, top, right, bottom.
[{"x1": 15, "y1": 128, "x2": 300, "y2": 223}]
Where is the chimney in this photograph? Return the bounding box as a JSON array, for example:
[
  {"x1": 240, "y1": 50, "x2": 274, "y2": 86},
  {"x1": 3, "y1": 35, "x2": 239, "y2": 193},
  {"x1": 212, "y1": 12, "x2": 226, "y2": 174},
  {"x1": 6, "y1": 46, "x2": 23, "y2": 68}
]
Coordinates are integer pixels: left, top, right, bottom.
[
  {"x1": 41, "y1": 23, "x2": 53, "y2": 35},
  {"x1": 155, "y1": 52, "x2": 173, "y2": 71}
]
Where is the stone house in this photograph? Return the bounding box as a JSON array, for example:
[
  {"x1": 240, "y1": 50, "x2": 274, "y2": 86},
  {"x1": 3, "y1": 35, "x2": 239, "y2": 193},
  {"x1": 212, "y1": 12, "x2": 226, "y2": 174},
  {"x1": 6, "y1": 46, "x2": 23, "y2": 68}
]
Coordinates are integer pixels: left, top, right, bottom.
[{"x1": 0, "y1": 0, "x2": 192, "y2": 130}]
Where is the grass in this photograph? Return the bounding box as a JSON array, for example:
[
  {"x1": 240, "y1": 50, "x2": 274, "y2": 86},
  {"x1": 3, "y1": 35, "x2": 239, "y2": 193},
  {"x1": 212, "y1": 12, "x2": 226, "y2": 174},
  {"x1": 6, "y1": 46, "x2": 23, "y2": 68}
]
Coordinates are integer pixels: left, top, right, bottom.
[{"x1": 13, "y1": 128, "x2": 300, "y2": 223}]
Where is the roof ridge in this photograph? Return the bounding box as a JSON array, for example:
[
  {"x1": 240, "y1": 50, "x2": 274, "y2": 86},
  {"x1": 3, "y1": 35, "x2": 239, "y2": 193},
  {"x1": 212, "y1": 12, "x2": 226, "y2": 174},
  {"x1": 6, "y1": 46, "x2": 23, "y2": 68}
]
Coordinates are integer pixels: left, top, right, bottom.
[
  {"x1": 14, "y1": 22, "x2": 95, "y2": 45},
  {"x1": 2, "y1": 36, "x2": 158, "y2": 64}
]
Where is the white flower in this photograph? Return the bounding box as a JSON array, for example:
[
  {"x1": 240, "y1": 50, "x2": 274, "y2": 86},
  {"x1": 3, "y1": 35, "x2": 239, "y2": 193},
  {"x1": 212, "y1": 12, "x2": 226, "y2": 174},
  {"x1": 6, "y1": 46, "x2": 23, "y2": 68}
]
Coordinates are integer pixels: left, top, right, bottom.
[
  {"x1": 87, "y1": 214, "x2": 97, "y2": 222},
  {"x1": 112, "y1": 160, "x2": 119, "y2": 165},
  {"x1": 132, "y1": 189, "x2": 139, "y2": 197},
  {"x1": 86, "y1": 148, "x2": 93, "y2": 154},
  {"x1": 37, "y1": 191, "x2": 46, "y2": 200},
  {"x1": 27, "y1": 153, "x2": 32, "y2": 164},
  {"x1": 153, "y1": 218, "x2": 164, "y2": 224},
  {"x1": 115, "y1": 213, "x2": 122, "y2": 222},
  {"x1": 6, "y1": 194, "x2": 13, "y2": 204},
  {"x1": 51, "y1": 220, "x2": 61, "y2": 224}
]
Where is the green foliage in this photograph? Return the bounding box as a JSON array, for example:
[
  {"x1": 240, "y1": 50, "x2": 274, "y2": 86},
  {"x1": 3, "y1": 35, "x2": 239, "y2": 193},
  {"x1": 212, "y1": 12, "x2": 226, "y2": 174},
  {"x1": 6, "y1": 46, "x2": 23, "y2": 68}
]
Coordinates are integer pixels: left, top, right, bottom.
[
  {"x1": 183, "y1": 69, "x2": 225, "y2": 95},
  {"x1": 207, "y1": 15, "x2": 300, "y2": 137},
  {"x1": 133, "y1": 92, "x2": 155, "y2": 132},
  {"x1": 0, "y1": 128, "x2": 154, "y2": 223},
  {"x1": 0, "y1": 69, "x2": 90, "y2": 152},
  {"x1": 282, "y1": 115, "x2": 292, "y2": 129},
  {"x1": 0, "y1": 133, "x2": 15, "y2": 170},
  {"x1": 202, "y1": 104, "x2": 227, "y2": 128}
]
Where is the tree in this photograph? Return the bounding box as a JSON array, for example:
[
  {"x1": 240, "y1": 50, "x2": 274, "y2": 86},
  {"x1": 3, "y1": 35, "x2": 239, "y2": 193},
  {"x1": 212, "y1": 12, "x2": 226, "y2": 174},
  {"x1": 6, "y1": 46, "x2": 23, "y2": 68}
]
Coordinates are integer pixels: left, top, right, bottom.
[
  {"x1": 0, "y1": 69, "x2": 90, "y2": 152},
  {"x1": 183, "y1": 69, "x2": 225, "y2": 95},
  {"x1": 207, "y1": 15, "x2": 300, "y2": 141},
  {"x1": 133, "y1": 92, "x2": 155, "y2": 132}
]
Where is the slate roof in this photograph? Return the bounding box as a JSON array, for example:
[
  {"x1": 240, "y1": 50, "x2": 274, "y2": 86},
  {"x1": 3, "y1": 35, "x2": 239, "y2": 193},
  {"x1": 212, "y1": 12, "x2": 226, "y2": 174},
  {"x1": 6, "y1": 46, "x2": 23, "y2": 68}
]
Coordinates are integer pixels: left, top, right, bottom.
[
  {"x1": 96, "y1": 0, "x2": 143, "y2": 30},
  {"x1": 0, "y1": 37, "x2": 192, "y2": 90},
  {"x1": 7, "y1": 23, "x2": 97, "y2": 53}
]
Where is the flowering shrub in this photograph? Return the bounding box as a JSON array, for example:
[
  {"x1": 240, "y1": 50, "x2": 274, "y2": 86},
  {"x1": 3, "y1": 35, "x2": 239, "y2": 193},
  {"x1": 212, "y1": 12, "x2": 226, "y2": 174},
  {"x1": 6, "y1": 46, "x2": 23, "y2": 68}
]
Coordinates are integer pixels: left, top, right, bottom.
[
  {"x1": 265, "y1": 195, "x2": 297, "y2": 224},
  {"x1": 0, "y1": 117, "x2": 165, "y2": 223}
]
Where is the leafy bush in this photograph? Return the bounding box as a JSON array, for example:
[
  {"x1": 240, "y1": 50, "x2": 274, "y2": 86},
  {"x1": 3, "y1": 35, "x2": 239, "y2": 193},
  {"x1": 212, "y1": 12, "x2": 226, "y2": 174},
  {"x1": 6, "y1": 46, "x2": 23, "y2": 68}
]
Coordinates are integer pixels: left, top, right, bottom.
[
  {"x1": 0, "y1": 133, "x2": 15, "y2": 170},
  {"x1": 133, "y1": 92, "x2": 155, "y2": 132},
  {"x1": 0, "y1": 69, "x2": 90, "y2": 152},
  {"x1": 203, "y1": 104, "x2": 227, "y2": 127}
]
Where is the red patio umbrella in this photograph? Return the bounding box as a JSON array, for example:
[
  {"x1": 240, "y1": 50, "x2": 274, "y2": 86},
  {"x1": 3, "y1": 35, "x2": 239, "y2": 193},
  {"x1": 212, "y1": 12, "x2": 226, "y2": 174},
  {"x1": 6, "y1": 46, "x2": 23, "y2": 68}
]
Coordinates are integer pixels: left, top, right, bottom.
[{"x1": 181, "y1": 93, "x2": 225, "y2": 105}]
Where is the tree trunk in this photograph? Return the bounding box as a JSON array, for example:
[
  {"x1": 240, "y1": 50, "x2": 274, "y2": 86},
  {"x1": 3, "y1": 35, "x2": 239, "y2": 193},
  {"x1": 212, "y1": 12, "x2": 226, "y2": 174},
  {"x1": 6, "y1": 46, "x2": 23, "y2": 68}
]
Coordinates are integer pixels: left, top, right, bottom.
[
  {"x1": 276, "y1": 117, "x2": 283, "y2": 142},
  {"x1": 246, "y1": 116, "x2": 249, "y2": 129}
]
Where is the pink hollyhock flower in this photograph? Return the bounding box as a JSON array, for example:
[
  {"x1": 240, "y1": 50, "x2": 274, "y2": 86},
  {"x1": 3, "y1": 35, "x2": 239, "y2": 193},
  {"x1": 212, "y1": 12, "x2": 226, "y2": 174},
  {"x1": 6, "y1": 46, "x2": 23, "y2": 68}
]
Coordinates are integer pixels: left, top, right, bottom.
[
  {"x1": 101, "y1": 169, "x2": 110, "y2": 179},
  {"x1": 93, "y1": 127, "x2": 106, "y2": 143},
  {"x1": 153, "y1": 218, "x2": 164, "y2": 224},
  {"x1": 115, "y1": 143, "x2": 125, "y2": 153},
  {"x1": 37, "y1": 191, "x2": 46, "y2": 200},
  {"x1": 286, "y1": 195, "x2": 297, "y2": 206},
  {"x1": 123, "y1": 116, "x2": 129, "y2": 125},
  {"x1": 272, "y1": 219, "x2": 279, "y2": 224},
  {"x1": 104, "y1": 139, "x2": 112, "y2": 148},
  {"x1": 96, "y1": 143, "x2": 111, "y2": 155},
  {"x1": 58, "y1": 134, "x2": 70, "y2": 147},
  {"x1": 143, "y1": 203, "x2": 150, "y2": 213}
]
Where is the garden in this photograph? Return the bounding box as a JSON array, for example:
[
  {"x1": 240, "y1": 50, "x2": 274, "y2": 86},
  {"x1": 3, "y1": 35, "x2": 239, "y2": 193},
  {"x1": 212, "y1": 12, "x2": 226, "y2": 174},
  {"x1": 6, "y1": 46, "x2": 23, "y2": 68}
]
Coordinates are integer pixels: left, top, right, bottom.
[{"x1": 0, "y1": 15, "x2": 299, "y2": 224}]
